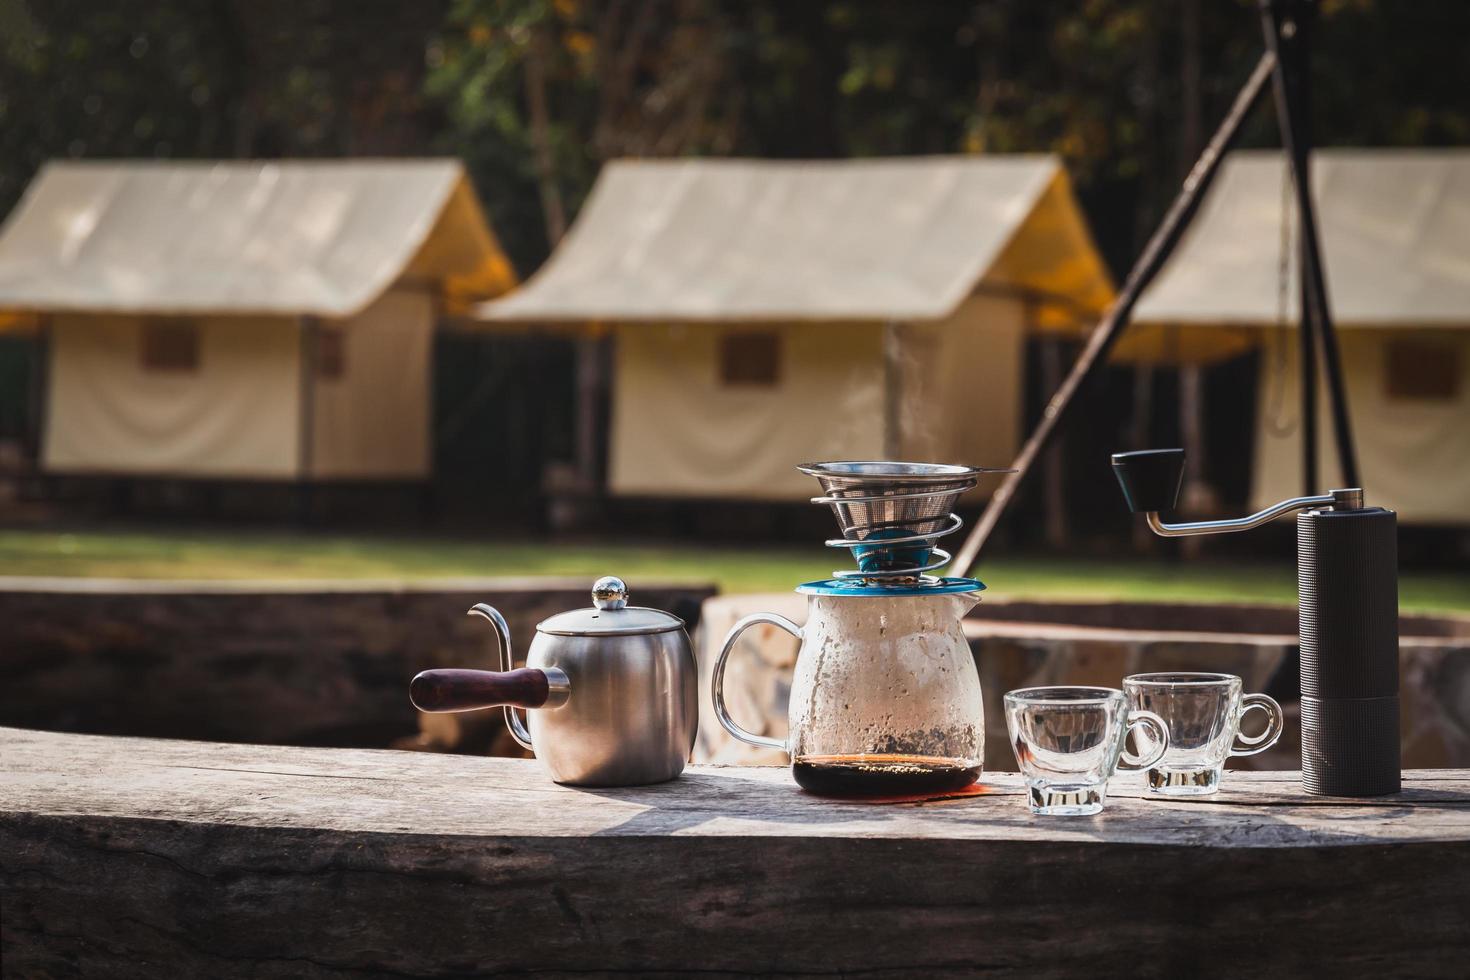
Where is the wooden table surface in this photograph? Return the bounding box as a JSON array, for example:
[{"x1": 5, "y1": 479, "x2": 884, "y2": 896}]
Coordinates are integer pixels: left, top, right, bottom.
[{"x1": 3, "y1": 727, "x2": 1468, "y2": 978}]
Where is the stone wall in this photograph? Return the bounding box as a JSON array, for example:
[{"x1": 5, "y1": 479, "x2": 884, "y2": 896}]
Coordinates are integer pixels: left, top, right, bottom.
[
  {"x1": 0, "y1": 577, "x2": 714, "y2": 749},
  {"x1": 697, "y1": 593, "x2": 1470, "y2": 772},
  {"x1": 6, "y1": 577, "x2": 1463, "y2": 770}
]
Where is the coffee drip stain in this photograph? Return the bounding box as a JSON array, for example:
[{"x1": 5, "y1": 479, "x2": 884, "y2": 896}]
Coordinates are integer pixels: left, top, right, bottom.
[{"x1": 793, "y1": 754, "x2": 986, "y2": 803}]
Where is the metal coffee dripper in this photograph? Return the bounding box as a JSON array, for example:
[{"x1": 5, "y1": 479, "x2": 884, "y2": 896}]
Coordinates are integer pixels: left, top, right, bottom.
[
  {"x1": 803, "y1": 461, "x2": 981, "y2": 585},
  {"x1": 712, "y1": 461, "x2": 1008, "y2": 797}
]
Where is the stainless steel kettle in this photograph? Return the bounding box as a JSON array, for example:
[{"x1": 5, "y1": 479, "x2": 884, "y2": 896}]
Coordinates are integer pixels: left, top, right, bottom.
[{"x1": 410, "y1": 576, "x2": 698, "y2": 786}]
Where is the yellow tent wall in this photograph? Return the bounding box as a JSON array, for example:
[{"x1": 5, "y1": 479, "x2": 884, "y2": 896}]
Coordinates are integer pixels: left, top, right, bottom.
[
  {"x1": 41, "y1": 287, "x2": 434, "y2": 481},
  {"x1": 309, "y1": 289, "x2": 433, "y2": 479},
  {"x1": 895, "y1": 292, "x2": 1024, "y2": 481},
  {"x1": 1253, "y1": 329, "x2": 1470, "y2": 525},
  {"x1": 606, "y1": 291, "x2": 1026, "y2": 502},
  {"x1": 43, "y1": 313, "x2": 302, "y2": 478},
  {"x1": 608, "y1": 321, "x2": 886, "y2": 500}
]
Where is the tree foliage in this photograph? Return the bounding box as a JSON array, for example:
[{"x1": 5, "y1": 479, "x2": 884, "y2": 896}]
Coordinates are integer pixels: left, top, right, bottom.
[
  {"x1": 0, "y1": 0, "x2": 445, "y2": 214},
  {"x1": 423, "y1": 0, "x2": 1470, "y2": 273},
  {"x1": 3, "y1": 0, "x2": 1468, "y2": 275}
]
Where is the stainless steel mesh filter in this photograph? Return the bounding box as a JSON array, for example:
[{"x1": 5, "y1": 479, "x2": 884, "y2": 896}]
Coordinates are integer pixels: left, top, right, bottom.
[{"x1": 798, "y1": 461, "x2": 1008, "y2": 583}]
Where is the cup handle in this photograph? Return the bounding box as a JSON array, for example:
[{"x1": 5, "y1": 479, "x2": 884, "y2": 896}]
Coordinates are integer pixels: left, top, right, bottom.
[
  {"x1": 711, "y1": 612, "x2": 801, "y2": 753},
  {"x1": 1119, "y1": 709, "x2": 1170, "y2": 770},
  {"x1": 1230, "y1": 693, "x2": 1284, "y2": 757}
]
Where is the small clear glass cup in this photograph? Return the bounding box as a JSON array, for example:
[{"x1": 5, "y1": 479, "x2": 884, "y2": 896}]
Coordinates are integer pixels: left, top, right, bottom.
[
  {"x1": 1123, "y1": 672, "x2": 1284, "y2": 796},
  {"x1": 1004, "y1": 686, "x2": 1169, "y2": 816}
]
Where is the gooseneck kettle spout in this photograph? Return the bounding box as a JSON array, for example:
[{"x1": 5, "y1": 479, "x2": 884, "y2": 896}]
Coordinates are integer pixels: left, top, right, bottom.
[{"x1": 409, "y1": 603, "x2": 569, "y2": 749}]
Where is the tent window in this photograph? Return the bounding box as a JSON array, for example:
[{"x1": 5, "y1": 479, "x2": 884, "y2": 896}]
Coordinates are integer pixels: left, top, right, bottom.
[
  {"x1": 140, "y1": 320, "x2": 200, "y2": 372},
  {"x1": 1385, "y1": 340, "x2": 1459, "y2": 401},
  {"x1": 316, "y1": 327, "x2": 346, "y2": 380},
  {"x1": 719, "y1": 332, "x2": 780, "y2": 386}
]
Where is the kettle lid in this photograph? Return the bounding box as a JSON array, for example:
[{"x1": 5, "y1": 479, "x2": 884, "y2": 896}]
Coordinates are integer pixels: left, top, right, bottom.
[{"x1": 536, "y1": 576, "x2": 686, "y2": 637}]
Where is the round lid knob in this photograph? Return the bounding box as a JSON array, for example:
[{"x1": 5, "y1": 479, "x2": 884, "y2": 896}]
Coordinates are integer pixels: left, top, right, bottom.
[
  {"x1": 537, "y1": 576, "x2": 685, "y2": 637},
  {"x1": 592, "y1": 576, "x2": 628, "y2": 610}
]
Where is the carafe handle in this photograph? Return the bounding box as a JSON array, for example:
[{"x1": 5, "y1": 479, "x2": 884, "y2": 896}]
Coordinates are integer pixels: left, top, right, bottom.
[
  {"x1": 712, "y1": 613, "x2": 802, "y2": 753},
  {"x1": 467, "y1": 602, "x2": 535, "y2": 751}
]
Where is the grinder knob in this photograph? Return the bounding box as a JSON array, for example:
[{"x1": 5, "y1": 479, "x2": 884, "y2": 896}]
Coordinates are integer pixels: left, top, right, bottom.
[{"x1": 1111, "y1": 448, "x2": 1185, "y2": 513}]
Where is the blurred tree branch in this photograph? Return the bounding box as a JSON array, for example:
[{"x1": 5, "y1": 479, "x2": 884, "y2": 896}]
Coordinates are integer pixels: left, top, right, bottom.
[{"x1": 525, "y1": 15, "x2": 567, "y2": 244}]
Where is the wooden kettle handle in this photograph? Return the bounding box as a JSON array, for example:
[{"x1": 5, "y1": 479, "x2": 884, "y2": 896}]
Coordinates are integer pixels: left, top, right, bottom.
[{"x1": 410, "y1": 668, "x2": 550, "y2": 713}]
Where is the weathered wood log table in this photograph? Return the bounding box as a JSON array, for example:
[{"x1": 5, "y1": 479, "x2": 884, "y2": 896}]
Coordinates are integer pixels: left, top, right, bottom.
[{"x1": 3, "y1": 728, "x2": 1468, "y2": 978}]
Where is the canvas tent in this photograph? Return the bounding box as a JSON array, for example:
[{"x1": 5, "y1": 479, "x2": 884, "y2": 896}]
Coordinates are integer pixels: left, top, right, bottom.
[
  {"x1": 478, "y1": 155, "x2": 1113, "y2": 501},
  {"x1": 1129, "y1": 149, "x2": 1470, "y2": 525},
  {"x1": 0, "y1": 159, "x2": 514, "y2": 481}
]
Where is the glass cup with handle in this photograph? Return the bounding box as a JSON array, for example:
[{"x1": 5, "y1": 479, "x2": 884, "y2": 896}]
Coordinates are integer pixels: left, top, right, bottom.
[
  {"x1": 1123, "y1": 672, "x2": 1284, "y2": 796},
  {"x1": 1004, "y1": 686, "x2": 1170, "y2": 816}
]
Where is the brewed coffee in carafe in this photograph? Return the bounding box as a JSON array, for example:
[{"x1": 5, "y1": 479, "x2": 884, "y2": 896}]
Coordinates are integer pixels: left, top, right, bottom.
[{"x1": 792, "y1": 756, "x2": 983, "y2": 797}]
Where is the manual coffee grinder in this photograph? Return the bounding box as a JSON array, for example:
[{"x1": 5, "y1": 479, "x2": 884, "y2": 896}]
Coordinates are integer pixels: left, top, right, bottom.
[{"x1": 1111, "y1": 448, "x2": 1400, "y2": 796}]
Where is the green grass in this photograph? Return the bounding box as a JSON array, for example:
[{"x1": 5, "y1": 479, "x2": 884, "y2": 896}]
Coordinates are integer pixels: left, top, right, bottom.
[{"x1": 0, "y1": 527, "x2": 1466, "y2": 613}]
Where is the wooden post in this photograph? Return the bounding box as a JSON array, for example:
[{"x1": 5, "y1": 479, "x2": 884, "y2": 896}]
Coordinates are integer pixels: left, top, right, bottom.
[
  {"x1": 297, "y1": 315, "x2": 318, "y2": 522},
  {"x1": 1179, "y1": 366, "x2": 1209, "y2": 502},
  {"x1": 26, "y1": 314, "x2": 50, "y2": 468},
  {"x1": 574, "y1": 330, "x2": 603, "y2": 492}
]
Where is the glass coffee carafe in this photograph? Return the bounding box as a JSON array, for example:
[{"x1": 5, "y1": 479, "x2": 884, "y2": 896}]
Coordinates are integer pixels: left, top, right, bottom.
[
  {"x1": 713, "y1": 586, "x2": 985, "y2": 796},
  {"x1": 712, "y1": 460, "x2": 1003, "y2": 797}
]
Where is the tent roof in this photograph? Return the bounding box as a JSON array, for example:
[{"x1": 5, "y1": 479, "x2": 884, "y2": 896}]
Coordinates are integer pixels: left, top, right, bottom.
[
  {"x1": 0, "y1": 159, "x2": 515, "y2": 320},
  {"x1": 478, "y1": 155, "x2": 1113, "y2": 325},
  {"x1": 1132, "y1": 149, "x2": 1470, "y2": 334}
]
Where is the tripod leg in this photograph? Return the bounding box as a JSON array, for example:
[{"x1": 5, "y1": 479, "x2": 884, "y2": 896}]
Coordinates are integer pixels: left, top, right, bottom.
[
  {"x1": 952, "y1": 51, "x2": 1278, "y2": 576},
  {"x1": 1261, "y1": 0, "x2": 1359, "y2": 490}
]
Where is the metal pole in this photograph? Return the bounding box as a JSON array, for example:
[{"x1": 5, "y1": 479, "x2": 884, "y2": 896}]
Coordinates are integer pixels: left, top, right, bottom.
[
  {"x1": 297, "y1": 315, "x2": 318, "y2": 522},
  {"x1": 1263, "y1": 0, "x2": 1317, "y2": 494},
  {"x1": 574, "y1": 333, "x2": 601, "y2": 491},
  {"x1": 1298, "y1": 241, "x2": 1320, "y2": 494},
  {"x1": 1261, "y1": 0, "x2": 1359, "y2": 489},
  {"x1": 952, "y1": 50, "x2": 1278, "y2": 577},
  {"x1": 28, "y1": 314, "x2": 50, "y2": 467}
]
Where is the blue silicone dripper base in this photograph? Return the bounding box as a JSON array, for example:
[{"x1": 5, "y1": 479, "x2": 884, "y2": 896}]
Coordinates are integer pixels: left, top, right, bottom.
[{"x1": 795, "y1": 576, "x2": 985, "y2": 597}]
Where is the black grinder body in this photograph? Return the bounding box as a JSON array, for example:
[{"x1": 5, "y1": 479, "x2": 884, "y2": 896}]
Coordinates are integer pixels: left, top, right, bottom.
[{"x1": 1297, "y1": 506, "x2": 1401, "y2": 796}]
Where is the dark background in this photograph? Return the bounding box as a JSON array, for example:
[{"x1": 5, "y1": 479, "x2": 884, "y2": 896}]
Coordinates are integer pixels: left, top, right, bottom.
[{"x1": 2, "y1": 0, "x2": 1466, "y2": 549}]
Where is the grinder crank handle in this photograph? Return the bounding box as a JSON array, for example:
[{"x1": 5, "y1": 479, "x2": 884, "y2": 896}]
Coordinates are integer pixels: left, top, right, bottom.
[
  {"x1": 1111, "y1": 448, "x2": 1356, "y2": 536},
  {"x1": 410, "y1": 603, "x2": 568, "y2": 750},
  {"x1": 410, "y1": 667, "x2": 569, "y2": 713},
  {"x1": 1110, "y1": 448, "x2": 1186, "y2": 514},
  {"x1": 461, "y1": 601, "x2": 541, "y2": 750}
]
